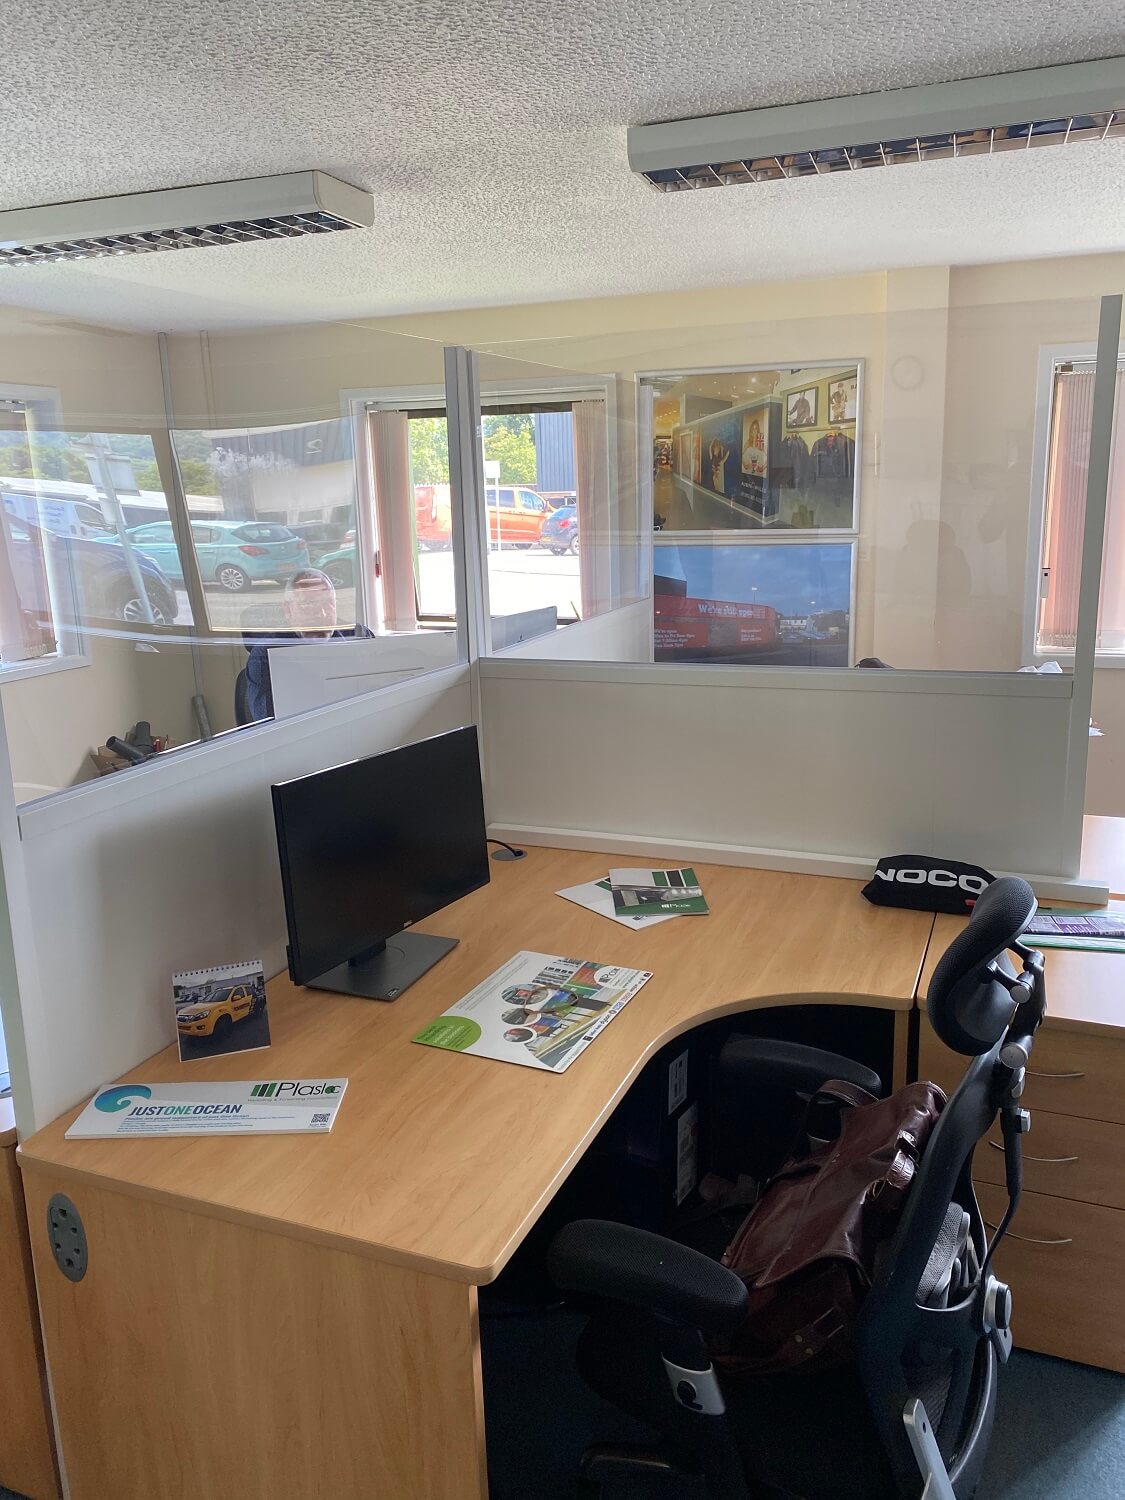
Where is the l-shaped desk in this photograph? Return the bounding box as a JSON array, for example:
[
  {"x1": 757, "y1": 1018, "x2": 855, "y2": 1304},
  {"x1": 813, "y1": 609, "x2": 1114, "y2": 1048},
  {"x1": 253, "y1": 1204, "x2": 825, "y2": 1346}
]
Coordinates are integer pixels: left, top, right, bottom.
[{"x1": 16, "y1": 846, "x2": 1123, "y2": 1498}]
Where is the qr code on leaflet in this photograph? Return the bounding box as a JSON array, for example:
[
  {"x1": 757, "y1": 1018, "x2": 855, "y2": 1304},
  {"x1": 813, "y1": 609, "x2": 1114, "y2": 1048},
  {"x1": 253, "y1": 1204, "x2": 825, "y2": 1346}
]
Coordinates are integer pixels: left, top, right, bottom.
[{"x1": 311, "y1": 1113, "x2": 331, "y2": 1127}]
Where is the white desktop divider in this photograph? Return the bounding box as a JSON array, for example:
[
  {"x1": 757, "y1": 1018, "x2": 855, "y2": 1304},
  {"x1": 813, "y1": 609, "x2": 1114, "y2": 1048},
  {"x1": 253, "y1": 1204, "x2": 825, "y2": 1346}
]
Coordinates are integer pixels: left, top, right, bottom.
[
  {"x1": 10, "y1": 665, "x2": 472, "y2": 1133},
  {"x1": 269, "y1": 631, "x2": 460, "y2": 717},
  {"x1": 496, "y1": 600, "x2": 651, "y2": 662},
  {"x1": 480, "y1": 659, "x2": 1101, "y2": 899}
]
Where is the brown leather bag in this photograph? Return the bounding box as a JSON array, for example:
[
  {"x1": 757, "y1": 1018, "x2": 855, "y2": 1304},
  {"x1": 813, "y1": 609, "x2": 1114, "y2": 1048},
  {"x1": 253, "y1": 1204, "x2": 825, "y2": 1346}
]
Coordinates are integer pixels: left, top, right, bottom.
[{"x1": 715, "y1": 1079, "x2": 945, "y2": 1377}]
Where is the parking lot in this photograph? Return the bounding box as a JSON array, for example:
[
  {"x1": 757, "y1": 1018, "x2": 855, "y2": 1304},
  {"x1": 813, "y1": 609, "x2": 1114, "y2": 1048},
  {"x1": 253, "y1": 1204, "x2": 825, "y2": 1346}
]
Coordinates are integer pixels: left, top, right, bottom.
[{"x1": 171, "y1": 546, "x2": 583, "y2": 632}]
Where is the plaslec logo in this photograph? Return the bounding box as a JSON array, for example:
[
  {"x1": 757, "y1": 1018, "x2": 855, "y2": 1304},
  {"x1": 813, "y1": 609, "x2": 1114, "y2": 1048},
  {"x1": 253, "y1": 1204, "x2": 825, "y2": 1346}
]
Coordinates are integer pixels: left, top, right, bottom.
[
  {"x1": 250, "y1": 1081, "x2": 342, "y2": 1099},
  {"x1": 94, "y1": 1085, "x2": 153, "y2": 1113}
]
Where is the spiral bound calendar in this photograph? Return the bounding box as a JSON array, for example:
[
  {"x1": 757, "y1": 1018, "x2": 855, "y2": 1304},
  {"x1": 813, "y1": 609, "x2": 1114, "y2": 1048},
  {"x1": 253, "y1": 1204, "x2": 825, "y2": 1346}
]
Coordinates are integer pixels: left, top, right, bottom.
[{"x1": 172, "y1": 958, "x2": 271, "y2": 1064}]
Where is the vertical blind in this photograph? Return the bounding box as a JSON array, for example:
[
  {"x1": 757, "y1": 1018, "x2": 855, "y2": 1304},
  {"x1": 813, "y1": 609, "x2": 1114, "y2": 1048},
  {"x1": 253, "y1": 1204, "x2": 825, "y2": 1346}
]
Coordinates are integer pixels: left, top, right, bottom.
[{"x1": 1038, "y1": 366, "x2": 1125, "y2": 653}]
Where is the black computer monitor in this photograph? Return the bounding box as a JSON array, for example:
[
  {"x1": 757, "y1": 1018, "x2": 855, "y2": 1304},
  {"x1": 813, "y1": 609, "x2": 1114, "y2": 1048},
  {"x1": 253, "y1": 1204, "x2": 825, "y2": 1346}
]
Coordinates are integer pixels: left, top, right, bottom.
[{"x1": 271, "y1": 725, "x2": 489, "y2": 1001}]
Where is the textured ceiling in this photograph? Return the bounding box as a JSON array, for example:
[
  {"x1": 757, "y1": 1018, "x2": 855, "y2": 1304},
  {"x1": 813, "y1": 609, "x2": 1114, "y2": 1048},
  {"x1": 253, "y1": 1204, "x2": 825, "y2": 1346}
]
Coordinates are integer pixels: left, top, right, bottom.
[{"x1": 1, "y1": 1, "x2": 1124, "y2": 330}]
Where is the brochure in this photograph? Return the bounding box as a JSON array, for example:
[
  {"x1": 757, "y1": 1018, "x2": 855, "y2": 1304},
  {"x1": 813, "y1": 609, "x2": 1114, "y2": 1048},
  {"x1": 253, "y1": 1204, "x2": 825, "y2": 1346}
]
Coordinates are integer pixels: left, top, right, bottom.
[
  {"x1": 1022, "y1": 908, "x2": 1125, "y2": 952},
  {"x1": 413, "y1": 951, "x2": 652, "y2": 1073},
  {"x1": 557, "y1": 878, "x2": 679, "y2": 929},
  {"x1": 65, "y1": 1078, "x2": 348, "y2": 1139},
  {"x1": 607, "y1": 867, "x2": 709, "y2": 918},
  {"x1": 173, "y1": 959, "x2": 270, "y2": 1064}
]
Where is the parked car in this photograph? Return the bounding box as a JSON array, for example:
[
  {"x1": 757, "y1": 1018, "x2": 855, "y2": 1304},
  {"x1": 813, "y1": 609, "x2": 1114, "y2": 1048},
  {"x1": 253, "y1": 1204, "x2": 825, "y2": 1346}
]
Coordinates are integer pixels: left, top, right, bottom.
[
  {"x1": 285, "y1": 520, "x2": 350, "y2": 566},
  {"x1": 318, "y1": 542, "x2": 357, "y2": 589},
  {"x1": 121, "y1": 520, "x2": 308, "y2": 592},
  {"x1": 539, "y1": 503, "x2": 578, "y2": 555},
  {"x1": 483, "y1": 486, "x2": 550, "y2": 547},
  {"x1": 175, "y1": 981, "x2": 263, "y2": 1041},
  {"x1": 3, "y1": 510, "x2": 178, "y2": 627}
]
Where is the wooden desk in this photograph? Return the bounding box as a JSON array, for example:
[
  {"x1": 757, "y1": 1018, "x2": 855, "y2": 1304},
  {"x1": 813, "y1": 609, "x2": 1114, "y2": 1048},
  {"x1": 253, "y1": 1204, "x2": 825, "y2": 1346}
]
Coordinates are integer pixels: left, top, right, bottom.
[
  {"x1": 0, "y1": 1097, "x2": 60, "y2": 1499},
  {"x1": 19, "y1": 850, "x2": 934, "y2": 1500},
  {"x1": 918, "y1": 913, "x2": 1125, "y2": 1373}
]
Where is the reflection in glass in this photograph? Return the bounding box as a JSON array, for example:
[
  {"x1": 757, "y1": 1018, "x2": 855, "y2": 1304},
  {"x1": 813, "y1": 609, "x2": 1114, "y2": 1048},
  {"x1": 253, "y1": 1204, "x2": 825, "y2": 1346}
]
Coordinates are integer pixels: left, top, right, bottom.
[{"x1": 170, "y1": 418, "x2": 359, "y2": 633}]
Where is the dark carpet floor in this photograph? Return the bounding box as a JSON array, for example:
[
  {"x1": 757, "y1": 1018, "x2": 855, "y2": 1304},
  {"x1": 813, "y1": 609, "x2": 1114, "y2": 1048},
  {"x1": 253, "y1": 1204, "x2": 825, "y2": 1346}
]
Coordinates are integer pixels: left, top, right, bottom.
[{"x1": 2, "y1": 1333, "x2": 1120, "y2": 1498}]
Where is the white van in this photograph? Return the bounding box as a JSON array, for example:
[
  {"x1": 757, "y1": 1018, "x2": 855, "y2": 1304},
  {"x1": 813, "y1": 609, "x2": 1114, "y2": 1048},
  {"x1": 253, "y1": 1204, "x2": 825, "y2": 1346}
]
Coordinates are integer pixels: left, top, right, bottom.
[{"x1": 1, "y1": 484, "x2": 114, "y2": 540}]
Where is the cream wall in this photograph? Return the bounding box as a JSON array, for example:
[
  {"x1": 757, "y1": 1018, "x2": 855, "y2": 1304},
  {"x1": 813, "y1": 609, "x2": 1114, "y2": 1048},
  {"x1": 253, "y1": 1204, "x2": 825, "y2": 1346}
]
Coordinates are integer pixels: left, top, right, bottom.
[{"x1": 1, "y1": 637, "x2": 198, "y2": 798}]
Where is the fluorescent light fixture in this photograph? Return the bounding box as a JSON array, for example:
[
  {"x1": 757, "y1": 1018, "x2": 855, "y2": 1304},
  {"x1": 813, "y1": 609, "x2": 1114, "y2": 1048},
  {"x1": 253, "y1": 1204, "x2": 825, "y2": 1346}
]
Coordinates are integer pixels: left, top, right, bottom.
[
  {"x1": 0, "y1": 171, "x2": 374, "y2": 267},
  {"x1": 629, "y1": 56, "x2": 1125, "y2": 191}
]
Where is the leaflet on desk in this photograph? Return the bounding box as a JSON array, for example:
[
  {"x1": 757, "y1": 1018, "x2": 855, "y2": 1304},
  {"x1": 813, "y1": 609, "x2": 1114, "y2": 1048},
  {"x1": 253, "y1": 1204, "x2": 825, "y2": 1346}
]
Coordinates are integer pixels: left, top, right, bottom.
[
  {"x1": 413, "y1": 952, "x2": 652, "y2": 1073},
  {"x1": 65, "y1": 1079, "x2": 349, "y2": 1139},
  {"x1": 556, "y1": 878, "x2": 679, "y2": 929},
  {"x1": 607, "y1": 868, "x2": 710, "y2": 918}
]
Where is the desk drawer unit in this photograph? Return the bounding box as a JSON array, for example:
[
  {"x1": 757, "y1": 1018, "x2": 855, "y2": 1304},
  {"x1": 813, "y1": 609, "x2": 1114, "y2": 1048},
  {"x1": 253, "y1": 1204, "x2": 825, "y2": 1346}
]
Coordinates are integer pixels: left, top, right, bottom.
[
  {"x1": 969, "y1": 1110, "x2": 1125, "y2": 1212},
  {"x1": 918, "y1": 1020, "x2": 1125, "y2": 1373},
  {"x1": 919, "y1": 1023, "x2": 1125, "y2": 1125},
  {"x1": 976, "y1": 1183, "x2": 1125, "y2": 1372}
]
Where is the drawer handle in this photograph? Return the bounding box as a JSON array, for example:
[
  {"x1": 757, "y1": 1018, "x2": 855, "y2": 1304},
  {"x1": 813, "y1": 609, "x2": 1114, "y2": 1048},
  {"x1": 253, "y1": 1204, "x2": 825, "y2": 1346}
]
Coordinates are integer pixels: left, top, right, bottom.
[
  {"x1": 985, "y1": 1219, "x2": 1073, "y2": 1247},
  {"x1": 986, "y1": 1140, "x2": 1078, "y2": 1165},
  {"x1": 1026, "y1": 1069, "x2": 1086, "y2": 1081}
]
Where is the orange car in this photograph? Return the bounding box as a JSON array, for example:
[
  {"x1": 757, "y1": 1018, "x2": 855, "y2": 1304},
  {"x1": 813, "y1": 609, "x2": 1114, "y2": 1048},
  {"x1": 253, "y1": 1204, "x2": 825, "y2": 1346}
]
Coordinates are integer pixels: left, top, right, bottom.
[{"x1": 483, "y1": 487, "x2": 550, "y2": 547}]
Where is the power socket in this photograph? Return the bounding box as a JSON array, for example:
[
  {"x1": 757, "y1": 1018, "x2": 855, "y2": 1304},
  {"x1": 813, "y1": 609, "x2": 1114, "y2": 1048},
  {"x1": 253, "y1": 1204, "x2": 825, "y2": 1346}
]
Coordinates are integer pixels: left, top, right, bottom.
[{"x1": 47, "y1": 1193, "x2": 88, "y2": 1282}]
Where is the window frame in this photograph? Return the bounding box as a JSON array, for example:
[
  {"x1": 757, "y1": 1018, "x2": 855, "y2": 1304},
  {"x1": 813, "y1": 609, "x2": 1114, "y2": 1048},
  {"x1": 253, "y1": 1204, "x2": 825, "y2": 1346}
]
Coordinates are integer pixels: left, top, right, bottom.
[
  {"x1": 638, "y1": 360, "x2": 864, "y2": 670},
  {"x1": 343, "y1": 374, "x2": 615, "y2": 639},
  {"x1": 1024, "y1": 341, "x2": 1125, "y2": 668},
  {"x1": 0, "y1": 382, "x2": 92, "y2": 680}
]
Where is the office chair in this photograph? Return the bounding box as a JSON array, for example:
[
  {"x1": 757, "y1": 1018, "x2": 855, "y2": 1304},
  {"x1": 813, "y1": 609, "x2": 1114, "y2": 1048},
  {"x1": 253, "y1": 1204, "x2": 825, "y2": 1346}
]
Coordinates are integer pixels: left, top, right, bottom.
[
  {"x1": 234, "y1": 604, "x2": 287, "y2": 726},
  {"x1": 548, "y1": 877, "x2": 1044, "y2": 1500},
  {"x1": 234, "y1": 666, "x2": 253, "y2": 726}
]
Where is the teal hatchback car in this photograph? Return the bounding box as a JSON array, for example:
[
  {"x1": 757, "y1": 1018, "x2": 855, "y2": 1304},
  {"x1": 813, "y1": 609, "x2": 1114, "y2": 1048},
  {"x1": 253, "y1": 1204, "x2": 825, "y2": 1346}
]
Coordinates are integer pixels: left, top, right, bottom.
[{"x1": 124, "y1": 520, "x2": 309, "y2": 592}]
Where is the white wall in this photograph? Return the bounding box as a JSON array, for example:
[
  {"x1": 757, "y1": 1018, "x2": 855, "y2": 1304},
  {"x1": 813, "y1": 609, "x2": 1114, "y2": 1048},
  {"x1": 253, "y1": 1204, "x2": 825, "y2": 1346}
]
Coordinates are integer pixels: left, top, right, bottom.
[
  {"x1": 480, "y1": 661, "x2": 1088, "y2": 892},
  {"x1": 12, "y1": 665, "x2": 473, "y2": 1132}
]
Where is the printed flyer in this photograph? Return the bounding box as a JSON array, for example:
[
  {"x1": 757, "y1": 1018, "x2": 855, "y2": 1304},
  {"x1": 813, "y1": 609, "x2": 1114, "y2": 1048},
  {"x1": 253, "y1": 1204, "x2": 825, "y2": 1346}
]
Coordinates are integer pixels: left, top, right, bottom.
[
  {"x1": 608, "y1": 867, "x2": 709, "y2": 917},
  {"x1": 413, "y1": 952, "x2": 652, "y2": 1072},
  {"x1": 65, "y1": 1079, "x2": 349, "y2": 1139}
]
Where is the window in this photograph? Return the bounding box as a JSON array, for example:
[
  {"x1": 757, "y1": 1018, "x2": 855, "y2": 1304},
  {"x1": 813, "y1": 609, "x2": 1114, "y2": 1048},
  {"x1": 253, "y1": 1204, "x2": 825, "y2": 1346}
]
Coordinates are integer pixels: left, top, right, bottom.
[
  {"x1": 1033, "y1": 357, "x2": 1125, "y2": 658},
  {"x1": 643, "y1": 364, "x2": 860, "y2": 666}
]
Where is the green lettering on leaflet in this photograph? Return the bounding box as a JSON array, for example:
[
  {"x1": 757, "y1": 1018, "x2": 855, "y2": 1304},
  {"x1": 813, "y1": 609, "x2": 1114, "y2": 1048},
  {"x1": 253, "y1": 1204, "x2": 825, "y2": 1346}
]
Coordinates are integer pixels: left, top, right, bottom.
[{"x1": 415, "y1": 1018, "x2": 482, "y2": 1051}]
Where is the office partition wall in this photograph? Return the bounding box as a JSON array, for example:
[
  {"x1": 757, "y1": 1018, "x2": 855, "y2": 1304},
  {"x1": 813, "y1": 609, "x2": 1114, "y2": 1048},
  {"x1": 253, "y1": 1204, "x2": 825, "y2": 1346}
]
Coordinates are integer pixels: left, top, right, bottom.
[
  {"x1": 0, "y1": 313, "x2": 477, "y2": 1131},
  {"x1": 477, "y1": 294, "x2": 1123, "y2": 895}
]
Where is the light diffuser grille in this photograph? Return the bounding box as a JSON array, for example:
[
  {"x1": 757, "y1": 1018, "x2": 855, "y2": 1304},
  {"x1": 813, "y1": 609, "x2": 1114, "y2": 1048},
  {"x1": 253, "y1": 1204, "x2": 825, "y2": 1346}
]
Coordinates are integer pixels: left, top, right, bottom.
[{"x1": 641, "y1": 111, "x2": 1125, "y2": 191}]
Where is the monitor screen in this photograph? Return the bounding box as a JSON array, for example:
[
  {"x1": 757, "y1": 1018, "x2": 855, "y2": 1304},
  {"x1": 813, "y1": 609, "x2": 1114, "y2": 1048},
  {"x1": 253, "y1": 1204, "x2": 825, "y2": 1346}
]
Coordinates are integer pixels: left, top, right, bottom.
[{"x1": 272, "y1": 725, "x2": 489, "y2": 987}]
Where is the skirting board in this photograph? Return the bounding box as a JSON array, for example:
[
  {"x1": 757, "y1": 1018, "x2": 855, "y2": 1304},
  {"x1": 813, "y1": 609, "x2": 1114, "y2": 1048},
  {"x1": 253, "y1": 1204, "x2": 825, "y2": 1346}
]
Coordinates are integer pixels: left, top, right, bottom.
[{"x1": 488, "y1": 824, "x2": 1110, "y2": 905}]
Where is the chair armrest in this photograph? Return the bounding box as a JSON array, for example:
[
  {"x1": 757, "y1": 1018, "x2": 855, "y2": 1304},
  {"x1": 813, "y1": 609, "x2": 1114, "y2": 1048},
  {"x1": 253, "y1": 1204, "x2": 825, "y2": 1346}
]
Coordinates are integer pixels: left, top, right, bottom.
[
  {"x1": 718, "y1": 1036, "x2": 882, "y2": 1098},
  {"x1": 547, "y1": 1219, "x2": 748, "y2": 1338}
]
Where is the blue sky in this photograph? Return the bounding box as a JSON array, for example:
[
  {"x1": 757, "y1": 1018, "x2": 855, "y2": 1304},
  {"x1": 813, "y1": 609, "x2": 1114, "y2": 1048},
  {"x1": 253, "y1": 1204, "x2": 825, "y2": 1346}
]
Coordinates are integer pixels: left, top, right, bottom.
[{"x1": 656, "y1": 544, "x2": 852, "y2": 615}]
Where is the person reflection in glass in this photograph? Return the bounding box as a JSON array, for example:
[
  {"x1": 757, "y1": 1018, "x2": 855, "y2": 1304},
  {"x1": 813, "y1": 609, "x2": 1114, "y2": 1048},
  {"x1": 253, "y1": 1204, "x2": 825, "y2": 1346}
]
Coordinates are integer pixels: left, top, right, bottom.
[{"x1": 245, "y1": 568, "x2": 373, "y2": 722}]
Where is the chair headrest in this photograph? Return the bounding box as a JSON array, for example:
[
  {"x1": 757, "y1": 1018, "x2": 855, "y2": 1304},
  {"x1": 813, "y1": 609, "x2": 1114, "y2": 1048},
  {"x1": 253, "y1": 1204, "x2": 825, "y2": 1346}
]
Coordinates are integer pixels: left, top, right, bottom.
[{"x1": 926, "y1": 876, "x2": 1037, "y2": 1056}]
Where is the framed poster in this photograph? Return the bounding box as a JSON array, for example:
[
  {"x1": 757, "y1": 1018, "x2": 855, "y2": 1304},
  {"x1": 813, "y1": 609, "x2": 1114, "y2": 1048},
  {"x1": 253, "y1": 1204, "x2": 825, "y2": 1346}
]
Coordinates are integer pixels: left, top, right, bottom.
[
  {"x1": 786, "y1": 386, "x2": 818, "y2": 429},
  {"x1": 653, "y1": 539, "x2": 854, "y2": 667},
  {"x1": 828, "y1": 375, "x2": 858, "y2": 424}
]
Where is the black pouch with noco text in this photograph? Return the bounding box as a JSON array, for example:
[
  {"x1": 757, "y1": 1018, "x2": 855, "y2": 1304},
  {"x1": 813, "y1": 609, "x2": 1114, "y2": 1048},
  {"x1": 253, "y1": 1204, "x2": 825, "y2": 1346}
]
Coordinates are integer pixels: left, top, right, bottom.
[{"x1": 861, "y1": 855, "x2": 996, "y2": 915}]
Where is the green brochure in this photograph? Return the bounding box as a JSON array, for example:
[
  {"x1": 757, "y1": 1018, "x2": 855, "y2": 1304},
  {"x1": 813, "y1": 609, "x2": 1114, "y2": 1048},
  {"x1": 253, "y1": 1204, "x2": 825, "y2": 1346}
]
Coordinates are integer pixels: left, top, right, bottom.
[{"x1": 607, "y1": 867, "x2": 709, "y2": 917}]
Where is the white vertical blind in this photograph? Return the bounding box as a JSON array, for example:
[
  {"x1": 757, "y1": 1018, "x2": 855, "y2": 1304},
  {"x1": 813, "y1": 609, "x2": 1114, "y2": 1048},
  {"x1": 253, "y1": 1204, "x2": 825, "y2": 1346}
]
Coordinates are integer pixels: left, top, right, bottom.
[{"x1": 1039, "y1": 366, "x2": 1125, "y2": 652}]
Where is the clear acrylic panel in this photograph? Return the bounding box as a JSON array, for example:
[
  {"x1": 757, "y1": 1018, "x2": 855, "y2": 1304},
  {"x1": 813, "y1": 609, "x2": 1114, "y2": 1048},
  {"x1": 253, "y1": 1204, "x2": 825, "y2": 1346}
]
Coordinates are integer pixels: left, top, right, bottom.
[
  {"x1": 471, "y1": 291, "x2": 1112, "y2": 673},
  {"x1": 471, "y1": 347, "x2": 650, "y2": 657},
  {"x1": 0, "y1": 306, "x2": 461, "y2": 804}
]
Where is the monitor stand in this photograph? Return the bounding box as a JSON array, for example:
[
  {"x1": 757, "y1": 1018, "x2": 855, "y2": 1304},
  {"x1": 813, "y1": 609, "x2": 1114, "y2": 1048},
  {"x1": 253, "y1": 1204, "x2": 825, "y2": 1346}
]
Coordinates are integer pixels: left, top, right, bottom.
[{"x1": 308, "y1": 932, "x2": 458, "y2": 1002}]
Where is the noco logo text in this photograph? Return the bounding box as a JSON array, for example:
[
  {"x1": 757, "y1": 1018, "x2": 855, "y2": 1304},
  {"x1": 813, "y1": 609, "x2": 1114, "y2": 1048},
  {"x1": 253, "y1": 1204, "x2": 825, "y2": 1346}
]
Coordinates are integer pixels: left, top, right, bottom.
[
  {"x1": 250, "y1": 1081, "x2": 342, "y2": 1099},
  {"x1": 874, "y1": 868, "x2": 989, "y2": 894},
  {"x1": 94, "y1": 1085, "x2": 153, "y2": 1113}
]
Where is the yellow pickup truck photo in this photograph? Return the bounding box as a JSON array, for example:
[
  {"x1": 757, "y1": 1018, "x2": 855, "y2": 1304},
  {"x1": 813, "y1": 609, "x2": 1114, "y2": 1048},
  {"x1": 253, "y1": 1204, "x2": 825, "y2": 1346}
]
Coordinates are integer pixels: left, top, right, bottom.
[{"x1": 176, "y1": 982, "x2": 263, "y2": 1041}]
